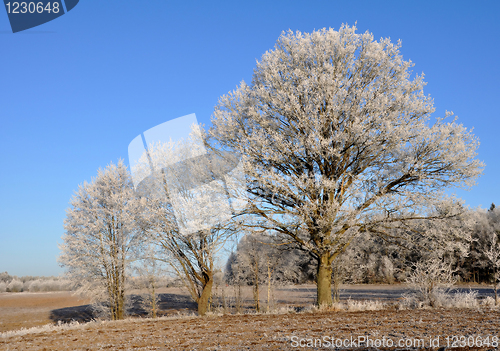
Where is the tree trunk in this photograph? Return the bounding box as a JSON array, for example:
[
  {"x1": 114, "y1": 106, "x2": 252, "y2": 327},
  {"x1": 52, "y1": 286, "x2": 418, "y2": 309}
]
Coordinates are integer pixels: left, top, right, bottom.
[
  {"x1": 116, "y1": 296, "x2": 124, "y2": 320},
  {"x1": 108, "y1": 283, "x2": 125, "y2": 320},
  {"x1": 495, "y1": 285, "x2": 498, "y2": 306},
  {"x1": 495, "y1": 270, "x2": 499, "y2": 307},
  {"x1": 317, "y1": 252, "x2": 333, "y2": 307},
  {"x1": 236, "y1": 281, "x2": 242, "y2": 313},
  {"x1": 332, "y1": 259, "x2": 340, "y2": 303},
  {"x1": 253, "y1": 258, "x2": 260, "y2": 312},
  {"x1": 267, "y1": 260, "x2": 273, "y2": 312},
  {"x1": 197, "y1": 276, "x2": 213, "y2": 316},
  {"x1": 253, "y1": 279, "x2": 260, "y2": 312},
  {"x1": 151, "y1": 277, "x2": 157, "y2": 318}
]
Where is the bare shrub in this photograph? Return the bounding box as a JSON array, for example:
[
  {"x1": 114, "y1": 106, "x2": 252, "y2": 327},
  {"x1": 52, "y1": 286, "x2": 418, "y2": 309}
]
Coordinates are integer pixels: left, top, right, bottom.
[
  {"x1": 308, "y1": 299, "x2": 387, "y2": 313},
  {"x1": 0, "y1": 282, "x2": 6, "y2": 293},
  {"x1": 346, "y1": 299, "x2": 386, "y2": 312},
  {"x1": 445, "y1": 290, "x2": 479, "y2": 309},
  {"x1": 401, "y1": 289, "x2": 480, "y2": 310},
  {"x1": 275, "y1": 305, "x2": 298, "y2": 314},
  {"x1": 406, "y1": 258, "x2": 457, "y2": 307},
  {"x1": 481, "y1": 296, "x2": 498, "y2": 308},
  {"x1": 398, "y1": 292, "x2": 424, "y2": 310}
]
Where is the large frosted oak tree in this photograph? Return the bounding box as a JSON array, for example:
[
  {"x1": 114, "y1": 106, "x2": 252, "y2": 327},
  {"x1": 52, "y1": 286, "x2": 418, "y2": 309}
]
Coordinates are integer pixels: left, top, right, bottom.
[{"x1": 210, "y1": 25, "x2": 484, "y2": 306}]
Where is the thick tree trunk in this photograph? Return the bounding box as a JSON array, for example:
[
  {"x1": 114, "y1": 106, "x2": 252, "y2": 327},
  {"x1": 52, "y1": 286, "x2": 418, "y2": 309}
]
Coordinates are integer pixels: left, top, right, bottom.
[
  {"x1": 116, "y1": 298, "x2": 124, "y2": 320},
  {"x1": 317, "y1": 252, "x2": 333, "y2": 307},
  {"x1": 108, "y1": 284, "x2": 125, "y2": 320},
  {"x1": 113, "y1": 291, "x2": 125, "y2": 320},
  {"x1": 197, "y1": 276, "x2": 213, "y2": 316},
  {"x1": 332, "y1": 259, "x2": 340, "y2": 303}
]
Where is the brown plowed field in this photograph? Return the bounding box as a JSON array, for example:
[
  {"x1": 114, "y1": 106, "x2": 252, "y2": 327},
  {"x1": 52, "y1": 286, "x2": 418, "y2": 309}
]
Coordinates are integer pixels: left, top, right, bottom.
[
  {"x1": 1, "y1": 285, "x2": 499, "y2": 350},
  {"x1": 0, "y1": 292, "x2": 90, "y2": 333},
  {"x1": 1, "y1": 308, "x2": 500, "y2": 350}
]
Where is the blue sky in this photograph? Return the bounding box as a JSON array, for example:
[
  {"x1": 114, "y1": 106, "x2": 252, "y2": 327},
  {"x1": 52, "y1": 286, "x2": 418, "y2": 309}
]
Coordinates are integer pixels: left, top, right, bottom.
[{"x1": 1, "y1": 1, "x2": 499, "y2": 276}]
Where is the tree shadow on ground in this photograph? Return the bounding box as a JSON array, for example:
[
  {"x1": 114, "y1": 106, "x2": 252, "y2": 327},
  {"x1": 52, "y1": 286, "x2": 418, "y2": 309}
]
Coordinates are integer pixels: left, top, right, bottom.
[
  {"x1": 49, "y1": 303, "x2": 95, "y2": 324},
  {"x1": 272, "y1": 286, "x2": 495, "y2": 305},
  {"x1": 49, "y1": 293, "x2": 197, "y2": 324},
  {"x1": 128, "y1": 293, "x2": 197, "y2": 317}
]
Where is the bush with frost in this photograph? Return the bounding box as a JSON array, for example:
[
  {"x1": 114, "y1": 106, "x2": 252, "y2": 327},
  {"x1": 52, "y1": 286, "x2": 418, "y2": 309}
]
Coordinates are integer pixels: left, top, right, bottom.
[
  {"x1": 446, "y1": 290, "x2": 479, "y2": 309},
  {"x1": 7, "y1": 279, "x2": 23, "y2": 292},
  {"x1": 406, "y1": 258, "x2": 457, "y2": 307}
]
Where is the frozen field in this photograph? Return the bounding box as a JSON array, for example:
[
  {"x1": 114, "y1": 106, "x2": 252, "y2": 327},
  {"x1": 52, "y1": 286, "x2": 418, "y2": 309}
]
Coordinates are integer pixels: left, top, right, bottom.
[{"x1": 1, "y1": 284, "x2": 499, "y2": 350}]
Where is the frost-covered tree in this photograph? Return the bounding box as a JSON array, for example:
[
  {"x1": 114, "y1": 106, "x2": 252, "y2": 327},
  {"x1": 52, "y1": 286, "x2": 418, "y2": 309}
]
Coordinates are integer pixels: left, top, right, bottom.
[
  {"x1": 135, "y1": 125, "x2": 239, "y2": 316},
  {"x1": 226, "y1": 232, "x2": 291, "y2": 311},
  {"x1": 210, "y1": 24, "x2": 483, "y2": 306},
  {"x1": 133, "y1": 243, "x2": 170, "y2": 317},
  {"x1": 485, "y1": 232, "x2": 500, "y2": 305},
  {"x1": 59, "y1": 160, "x2": 145, "y2": 320},
  {"x1": 461, "y1": 206, "x2": 500, "y2": 283},
  {"x1": 472, "y1": 206, "x2": 500, "y2": 303},
  {"x1": 236, "y1": 234, "x2": 263, "y2": 311},
  {"x1": 225, "y1": 232, "x2": 316, "y2": 286}
]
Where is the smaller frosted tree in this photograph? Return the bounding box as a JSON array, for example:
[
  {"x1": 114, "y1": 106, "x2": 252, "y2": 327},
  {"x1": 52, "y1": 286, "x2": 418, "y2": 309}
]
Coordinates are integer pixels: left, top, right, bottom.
[
  {"x1": 485, "y1": 235, "x2": 500, "y2": 305},
  {"x1": 133, "y1": 243, "x2": 169, "y2": 317},
  {"x1": 482, "y1": 207, "x2": 500, "y2": 304},
  {"x1": 226, "y1": 231, "x2": 312, "y2": 310},
  {"x1": 136, "y1": 125, "x2": 241, "y2": 316},
  {"x1": 234, "y1": 233, "x2": 265, "y2": 312},
  {"x1": 59, "y1": 160, "x2": 144, "y2": 320}
]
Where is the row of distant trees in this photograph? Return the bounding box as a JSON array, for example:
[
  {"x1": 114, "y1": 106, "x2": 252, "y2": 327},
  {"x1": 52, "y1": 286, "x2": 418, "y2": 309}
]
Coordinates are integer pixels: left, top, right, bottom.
[
  {"x1": 226, "y1": 204, "x2": 500, "y2": 287},
  {"x1": 0, "y1": 272, "x2": 72, "y2": 293},
  {"x1": 58, "y1": 24, "x2": 486, "y2": 319}
]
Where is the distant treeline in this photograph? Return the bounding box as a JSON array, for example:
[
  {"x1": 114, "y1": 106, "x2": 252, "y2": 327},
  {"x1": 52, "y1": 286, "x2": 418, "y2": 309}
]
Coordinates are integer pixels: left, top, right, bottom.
[
  {"x1": 226, "y1": 205, "x2": 500, "y2": 286},
  {"x1": 0, "y1": 271, "x2": 182, "y2": 293},
  {"x1": 0, "y1": 272, "x2": 73, "y2": 293}
]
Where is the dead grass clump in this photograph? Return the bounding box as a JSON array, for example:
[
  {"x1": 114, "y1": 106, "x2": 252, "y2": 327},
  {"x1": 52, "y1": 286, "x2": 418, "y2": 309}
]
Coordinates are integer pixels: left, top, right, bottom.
[
  {"x1": 305, "y1": 299, "x2": 388, "y2": 313},
  {"x1": 399, "y1": 289, "x2": 489, "y2": 310},
  {"x1": 0, "y1": 321, "x2": 86, "y2": 339}
]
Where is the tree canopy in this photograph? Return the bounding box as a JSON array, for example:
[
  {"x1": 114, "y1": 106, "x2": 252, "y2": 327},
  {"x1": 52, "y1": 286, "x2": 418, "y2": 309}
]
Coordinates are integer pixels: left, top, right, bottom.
[{"x1": 210, "y1": 24, "x2": 484, "y2": 306}]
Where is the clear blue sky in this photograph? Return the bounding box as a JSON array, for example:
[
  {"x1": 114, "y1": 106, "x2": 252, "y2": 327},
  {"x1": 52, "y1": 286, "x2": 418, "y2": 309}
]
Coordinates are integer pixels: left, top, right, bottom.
[{"x1": 1, "y1": 1, "x2": 499, "y2": 276}]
